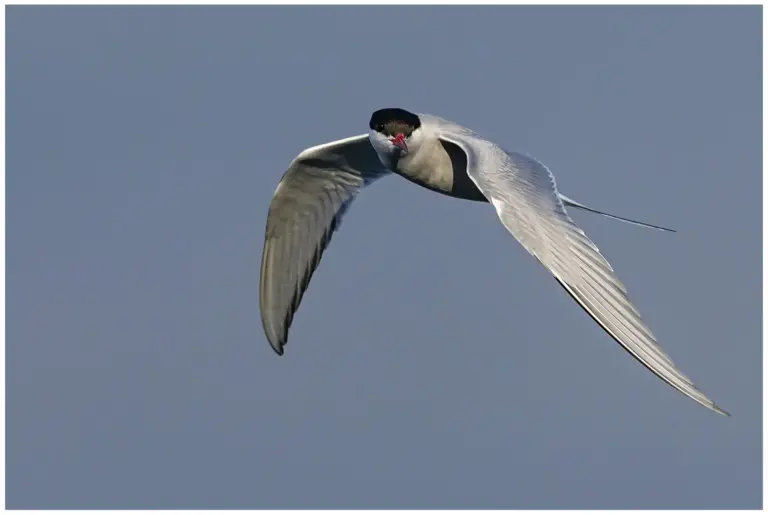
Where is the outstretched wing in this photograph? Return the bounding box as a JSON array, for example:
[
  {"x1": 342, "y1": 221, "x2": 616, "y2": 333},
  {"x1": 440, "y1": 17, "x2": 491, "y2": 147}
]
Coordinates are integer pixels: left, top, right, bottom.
[
  {"x1": 434, "y1": 123, "x2": 727, "y2": 415},
  {"x1": 260, "y1": 135, "x2": 390, "y2": 355}
]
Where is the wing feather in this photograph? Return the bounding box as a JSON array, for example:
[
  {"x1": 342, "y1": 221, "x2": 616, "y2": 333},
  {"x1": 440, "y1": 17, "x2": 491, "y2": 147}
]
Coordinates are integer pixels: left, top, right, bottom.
[
  {"x1": 260, "y1": 135, "x2": 390, "y2": 354},
  {"x1": 433, "y1": 121, "x2": 727, "y2": 415}
]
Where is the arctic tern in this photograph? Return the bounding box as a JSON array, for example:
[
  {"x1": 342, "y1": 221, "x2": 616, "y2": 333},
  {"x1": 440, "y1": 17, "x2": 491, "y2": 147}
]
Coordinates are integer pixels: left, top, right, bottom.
[{"x1": 260, "y1": 107, "x2": 727, "y2": 416}]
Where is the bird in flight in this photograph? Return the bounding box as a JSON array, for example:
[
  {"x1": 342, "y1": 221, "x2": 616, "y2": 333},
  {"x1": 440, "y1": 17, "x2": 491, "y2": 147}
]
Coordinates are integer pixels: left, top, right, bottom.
[{"x1": 260, "y1": 107, "x2": 728, "y2": 416}]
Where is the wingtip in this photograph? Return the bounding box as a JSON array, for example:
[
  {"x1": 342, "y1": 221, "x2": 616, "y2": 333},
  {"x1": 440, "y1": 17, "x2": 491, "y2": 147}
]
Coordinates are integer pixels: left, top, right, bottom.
[{"x1": 270, "y1": 342, "x2": 285, "y2": 356}]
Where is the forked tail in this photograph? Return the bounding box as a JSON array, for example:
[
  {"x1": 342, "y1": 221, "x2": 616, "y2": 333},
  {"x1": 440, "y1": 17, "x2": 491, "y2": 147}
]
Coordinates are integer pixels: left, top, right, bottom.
[{"x1": 558, "y1": 194, "x2": 676, "y2": 233}]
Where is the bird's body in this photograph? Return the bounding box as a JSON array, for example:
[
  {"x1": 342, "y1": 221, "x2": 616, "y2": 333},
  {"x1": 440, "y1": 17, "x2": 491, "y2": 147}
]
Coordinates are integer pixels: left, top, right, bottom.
[
  {"x1": 259, "y1": 108, "x2": 728, "y2": 416},
  {"x1": 396, "y1": 131, "x2": 487, "y2": 201}
]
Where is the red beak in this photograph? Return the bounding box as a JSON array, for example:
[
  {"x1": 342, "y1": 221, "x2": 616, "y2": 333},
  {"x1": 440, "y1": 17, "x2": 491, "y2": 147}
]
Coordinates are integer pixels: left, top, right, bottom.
[{"x1": 389, "y1": 133, "x2": 408, "y2": 153}]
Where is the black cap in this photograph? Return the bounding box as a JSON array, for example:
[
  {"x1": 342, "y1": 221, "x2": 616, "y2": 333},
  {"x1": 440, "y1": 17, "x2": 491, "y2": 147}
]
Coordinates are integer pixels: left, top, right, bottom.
[{"x1": 369, "y1": 108, "x2": 421, "y2": 137}]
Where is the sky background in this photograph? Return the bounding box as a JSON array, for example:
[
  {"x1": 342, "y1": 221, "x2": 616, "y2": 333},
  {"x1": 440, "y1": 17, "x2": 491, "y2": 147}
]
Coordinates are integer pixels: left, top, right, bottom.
[{"x1": 7, "y1": 5, "x2": 762, "y2": 509}]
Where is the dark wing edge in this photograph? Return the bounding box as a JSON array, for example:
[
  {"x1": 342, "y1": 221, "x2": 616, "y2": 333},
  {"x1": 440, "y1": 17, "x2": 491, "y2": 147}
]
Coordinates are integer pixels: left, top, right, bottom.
[
  {"x1": 259, "y1": 135, "x2": 390, "y2": 355},
  {"x1": 552, "y1": 277, "x2": 729, "y2": 416}
]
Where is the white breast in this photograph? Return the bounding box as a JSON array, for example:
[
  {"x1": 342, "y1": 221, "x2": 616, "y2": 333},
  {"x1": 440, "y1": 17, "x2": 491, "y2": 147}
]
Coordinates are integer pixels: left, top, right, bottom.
[{"x1": 395, "y1": 137, "x2": 455, "y2": 194}]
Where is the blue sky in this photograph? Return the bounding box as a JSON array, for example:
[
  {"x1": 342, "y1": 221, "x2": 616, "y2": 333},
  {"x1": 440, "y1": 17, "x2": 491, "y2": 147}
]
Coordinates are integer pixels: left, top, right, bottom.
[{"x1": 7, "y1": 5, "x2": 761, "y2": 509}]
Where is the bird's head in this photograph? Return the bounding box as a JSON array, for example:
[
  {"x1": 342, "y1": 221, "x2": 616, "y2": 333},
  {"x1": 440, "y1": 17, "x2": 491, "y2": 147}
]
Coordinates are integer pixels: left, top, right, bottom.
[{"x1": 368, "y1": 108, "x2": 423, "y2": 165}]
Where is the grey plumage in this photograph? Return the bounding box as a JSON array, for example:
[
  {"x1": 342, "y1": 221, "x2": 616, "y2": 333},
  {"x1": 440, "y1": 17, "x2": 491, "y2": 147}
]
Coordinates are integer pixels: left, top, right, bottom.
[
  {"x1": 432, "y1": 114, "x2": 726, "y2": 416},
  {"x1": 259, "y1": 109, "x2": 727, "y2": 416},
  {"x1": 260, "y1": 135, "x2": 389, "y2": 355}
]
